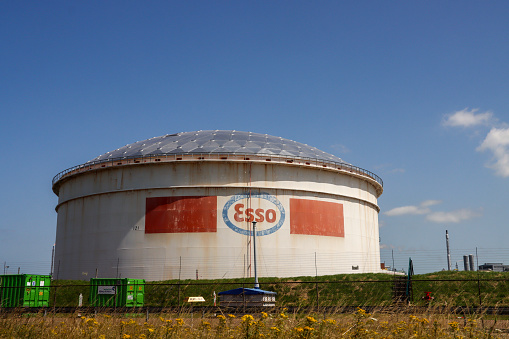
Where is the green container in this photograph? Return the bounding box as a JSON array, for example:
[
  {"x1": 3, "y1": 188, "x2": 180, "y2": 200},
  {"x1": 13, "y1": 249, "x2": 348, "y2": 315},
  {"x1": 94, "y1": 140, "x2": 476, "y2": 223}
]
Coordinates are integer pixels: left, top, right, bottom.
[
  {"x1": 0, "y1": 274, "x2": 51, "y2": 307},
  {"x1": 89, "y1": 278, "x2": 145, "y2": 307}
]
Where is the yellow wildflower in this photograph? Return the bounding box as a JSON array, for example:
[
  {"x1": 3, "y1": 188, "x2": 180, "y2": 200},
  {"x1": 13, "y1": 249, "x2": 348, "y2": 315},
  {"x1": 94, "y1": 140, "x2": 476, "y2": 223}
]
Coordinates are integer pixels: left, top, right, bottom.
[
  {"x1": 449, "y1": 321, "x2": 459, "y2": 330},
  {"x1": 306, "y1": 316, "x2": 317, "y2": 323},
  {"x1": 201, "y1": 320, "x2": 212, "y2": 330},
  {"x1": 85, "y1": 318, "x2": 98, "y2": 327},
  {"x1": 242, "y1": 314, "x2": 255, "y2": 323}
]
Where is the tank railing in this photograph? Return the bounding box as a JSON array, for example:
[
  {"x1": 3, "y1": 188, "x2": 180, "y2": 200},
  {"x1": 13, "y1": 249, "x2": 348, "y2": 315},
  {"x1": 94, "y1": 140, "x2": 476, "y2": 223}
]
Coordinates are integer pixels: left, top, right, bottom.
[{"x1": 52, "y1": 153, "x2": 383, "y2": 189}]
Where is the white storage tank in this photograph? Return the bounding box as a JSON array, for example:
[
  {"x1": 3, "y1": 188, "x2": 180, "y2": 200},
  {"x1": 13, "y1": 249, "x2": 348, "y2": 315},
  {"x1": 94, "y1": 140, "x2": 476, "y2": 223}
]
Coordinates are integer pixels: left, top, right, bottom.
[{"x1": 52, "y1": 130, "x2": 383, "y2": 281}]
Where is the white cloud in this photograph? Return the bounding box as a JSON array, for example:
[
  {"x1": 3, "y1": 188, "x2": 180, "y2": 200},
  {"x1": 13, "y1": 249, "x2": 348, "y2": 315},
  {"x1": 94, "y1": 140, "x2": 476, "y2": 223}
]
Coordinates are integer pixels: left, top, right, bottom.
[
  {"x1": 442, "y1": 108, "x2": 509, "y2": 178},
  {"x1": 330, "y1": 144, "x2": 350, "y2": 154},
  {"x1": 385, "y1": 206, "x2": 428, "y2": 216},
  {"x1": 420, "y1": 200, "x2": 441, "y2": 207},
  {"x1": 442, "y1": 108, "x2": 494, "y2": 127},
  {"x1": 426, "y1": 209, "x2": 482, "y2": 223},
  {"x1": 476, "y1": 127, "x2": 509, "y2": 177},
  {"x1": 384, "y1": 200, "x2": 441, "y2": 216},
  {"x1": 384, "y1": 201, "x2": 481, "y2": 224}
]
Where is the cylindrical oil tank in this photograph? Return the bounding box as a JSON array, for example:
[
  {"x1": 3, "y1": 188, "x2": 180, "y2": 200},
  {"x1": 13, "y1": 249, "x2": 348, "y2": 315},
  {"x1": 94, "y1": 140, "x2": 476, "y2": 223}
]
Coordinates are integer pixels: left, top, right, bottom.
[
  {"x1": 469, "y1": 254, "x2": 475, "y2": 271},
  {"x1": 52, "y1": 130, "x2": 383, "y2": 281},
  {"x1": 463, "y1": 255, "x2": 469, "y2": 271}
]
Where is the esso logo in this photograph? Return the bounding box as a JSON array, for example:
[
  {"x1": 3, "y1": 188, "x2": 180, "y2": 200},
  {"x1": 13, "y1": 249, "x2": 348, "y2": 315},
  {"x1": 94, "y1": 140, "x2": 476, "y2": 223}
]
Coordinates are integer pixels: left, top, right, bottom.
[
  {"x1": 233, "y1": 204, "x2": 277, "y2": 223},
  {"x1": 222, "y1": 192, "x2": 285, "y2": 236}
]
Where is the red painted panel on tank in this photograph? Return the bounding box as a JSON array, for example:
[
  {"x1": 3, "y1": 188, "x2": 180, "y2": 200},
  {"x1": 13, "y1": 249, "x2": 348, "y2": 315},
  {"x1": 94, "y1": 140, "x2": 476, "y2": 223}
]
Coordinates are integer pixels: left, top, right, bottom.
[
  {"x1": 290, "y1": 199, "x2": 344, "y2": 237},
  {"x1": 145, "y1": 196, "x2": 217, "y2": 233}
]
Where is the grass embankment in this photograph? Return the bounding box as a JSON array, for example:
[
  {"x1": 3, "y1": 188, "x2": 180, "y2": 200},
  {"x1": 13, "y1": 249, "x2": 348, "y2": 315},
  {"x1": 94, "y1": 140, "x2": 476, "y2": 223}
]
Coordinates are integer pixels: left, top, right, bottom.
[
  {"x1": 414, "y1": 270, "x2": 509, "y2": 307},
  {"x1": 50, "y1": 271, "x2": 509, "y2": 308},
  {"x1": 50, "y1": 273, "x2": 394, "y2": 308}
]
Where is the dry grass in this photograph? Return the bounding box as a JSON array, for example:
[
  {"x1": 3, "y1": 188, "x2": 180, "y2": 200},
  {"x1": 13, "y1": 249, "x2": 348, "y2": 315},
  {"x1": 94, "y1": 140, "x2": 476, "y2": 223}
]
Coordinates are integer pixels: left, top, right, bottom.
[{"x1": 1, "y1": 307, "x2": 509, "y2": 338}]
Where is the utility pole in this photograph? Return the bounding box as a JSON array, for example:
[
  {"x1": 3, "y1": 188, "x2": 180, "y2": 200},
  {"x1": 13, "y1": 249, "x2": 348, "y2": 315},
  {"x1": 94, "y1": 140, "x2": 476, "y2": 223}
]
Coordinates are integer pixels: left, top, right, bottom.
[
  {"x1": 446, "y1": 230, "x2": 451, "y2": 271},
  {"x1": 50, "y1": 244, "x2": 55, "y2": 277},
  {"x1": 252, "y1": 221, "x2": 259, "y2": 289}
]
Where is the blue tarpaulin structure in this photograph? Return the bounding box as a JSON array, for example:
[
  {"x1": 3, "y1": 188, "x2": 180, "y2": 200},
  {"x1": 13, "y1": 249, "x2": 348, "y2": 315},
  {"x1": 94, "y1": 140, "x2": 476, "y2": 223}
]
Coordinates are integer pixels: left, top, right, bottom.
[
  {"x1": 218, "y1": 288, "x2": 276, "y2": 296},
  {"x1": 218, "y1": 288, "x2": 276, "y2": 307}
]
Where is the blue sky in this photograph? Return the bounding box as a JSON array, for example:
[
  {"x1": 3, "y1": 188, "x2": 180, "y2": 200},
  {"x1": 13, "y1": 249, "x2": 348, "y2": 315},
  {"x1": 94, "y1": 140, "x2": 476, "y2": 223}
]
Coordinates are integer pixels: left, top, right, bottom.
[{"x1": 1, "y1": 1, "x2": 508, "y2": 275}]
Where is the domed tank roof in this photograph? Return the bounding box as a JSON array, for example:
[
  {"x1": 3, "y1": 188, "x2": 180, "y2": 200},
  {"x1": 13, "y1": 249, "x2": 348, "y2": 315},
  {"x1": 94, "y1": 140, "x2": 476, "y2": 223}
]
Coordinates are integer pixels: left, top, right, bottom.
[
  {"x1": 90, "y1": 130, "x2": 346, "y2": 164},
  {"x1": 53, "y1": 130, "x2": 383, "y2": 195}
]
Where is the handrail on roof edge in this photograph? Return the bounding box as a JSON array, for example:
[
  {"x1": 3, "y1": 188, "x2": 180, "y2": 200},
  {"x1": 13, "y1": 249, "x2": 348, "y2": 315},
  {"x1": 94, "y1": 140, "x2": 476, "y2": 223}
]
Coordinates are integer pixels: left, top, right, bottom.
[{"x1": 52, "y1": 153, "x2": 383, "y2": 190}]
